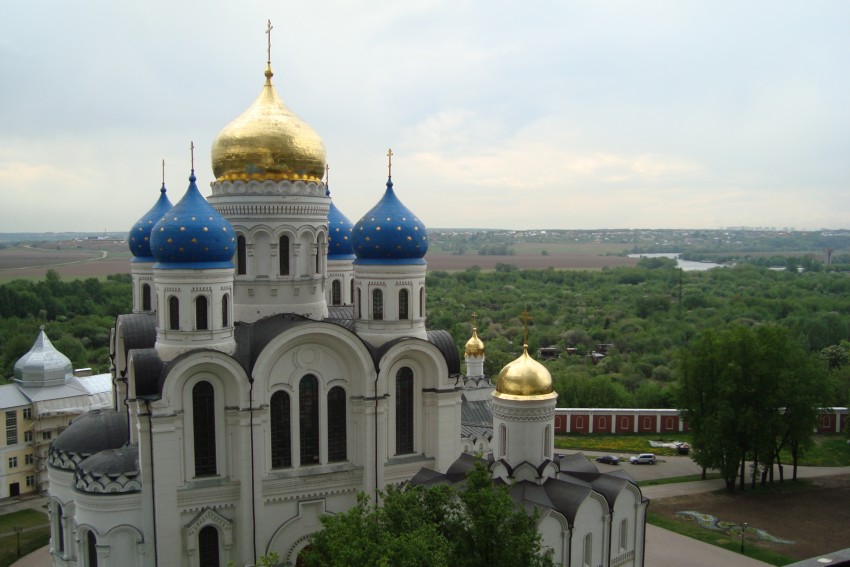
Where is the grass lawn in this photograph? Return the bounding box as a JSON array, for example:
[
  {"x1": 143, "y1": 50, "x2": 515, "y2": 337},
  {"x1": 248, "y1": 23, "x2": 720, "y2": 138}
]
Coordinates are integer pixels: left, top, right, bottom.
[{"x1": 0, "y1": 509, "x2": 49, "y2": 566}]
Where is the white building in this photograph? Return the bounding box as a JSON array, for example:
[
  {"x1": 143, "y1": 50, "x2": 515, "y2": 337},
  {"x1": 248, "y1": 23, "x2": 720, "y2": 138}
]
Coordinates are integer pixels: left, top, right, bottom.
[{"x1": 47, "y1": 36, "x2": 645, "y2": 567}]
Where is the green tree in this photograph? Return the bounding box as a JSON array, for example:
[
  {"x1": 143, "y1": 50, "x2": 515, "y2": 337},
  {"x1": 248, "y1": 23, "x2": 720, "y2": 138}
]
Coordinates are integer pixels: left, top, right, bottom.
[{"x1": 301, "y1": 462, "x2": 553, "y2": 567}]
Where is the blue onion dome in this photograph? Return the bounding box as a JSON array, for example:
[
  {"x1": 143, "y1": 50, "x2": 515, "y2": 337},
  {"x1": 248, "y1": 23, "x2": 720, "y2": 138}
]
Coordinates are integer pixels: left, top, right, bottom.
[
  {"x1": 129, "y1": 182, "x2": 173, "y2": 262},
  {"x1": 352, "y1": 178, "x2": 428, "y2": 265},
  {"x1": 327, "y1": 187, "x2": 355, "y2": 260},
  {"x1": 151, "y1": 171, "x2": 236, "y2": 269}
]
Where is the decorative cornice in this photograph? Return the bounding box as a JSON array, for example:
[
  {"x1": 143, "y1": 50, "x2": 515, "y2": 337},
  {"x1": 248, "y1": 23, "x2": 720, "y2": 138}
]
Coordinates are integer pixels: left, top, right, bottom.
[
  {"x1": 210, "y1": 178, "x2": 326, "y2": 197},
  {"x1": 493, "y1": 403, "x2": 554, "y2": 423}
]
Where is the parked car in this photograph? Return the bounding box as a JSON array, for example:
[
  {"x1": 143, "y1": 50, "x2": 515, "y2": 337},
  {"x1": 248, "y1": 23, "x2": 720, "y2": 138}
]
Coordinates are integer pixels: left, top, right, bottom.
[
  {"x1": 595, "y1": 455, "x2": 620, "y2": 465},
  {"x1": 629, "y1": 453, "x2": 657, "y2": 465}
]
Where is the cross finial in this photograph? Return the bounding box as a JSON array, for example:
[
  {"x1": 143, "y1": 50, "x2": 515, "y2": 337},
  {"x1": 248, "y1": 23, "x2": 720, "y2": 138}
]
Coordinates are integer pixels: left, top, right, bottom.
[
  {"x1": 190, "y1": 141, "x2": 195, "y2": 171},
  {"x1": 520, "y1": 311, "x2": 533, "y2": 345},
  {"x1": 387, "y1": 148, "x2": 393, "y2": 178},
  {"x1": 266, "y1": 20, "x2": 273, "y2": 65},
  {"x1": 326, "y1": 163, "x2": 330, "y2": 185},
  {"x1": 161, "y1": 159, "x2": 165, "y2": 185},
  {"x1": 471, "y1": 313, "x2": 478, "y2": 329}
]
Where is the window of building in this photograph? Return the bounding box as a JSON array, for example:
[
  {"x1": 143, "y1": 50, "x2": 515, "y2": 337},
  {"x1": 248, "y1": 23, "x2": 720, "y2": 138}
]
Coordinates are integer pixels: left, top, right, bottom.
[
  {"x1": 25, "y1": 454, "x2": 34, "y2": 465},
  {"x1": 419, "y1": 287, "x2": 424, "y2": 318},
  {"x1": 195, "y1": 296, "x2": 208, "y2": 331},
  {"x1": 270, "y1": 391, "x2": 291, "y2": 469},
  {"x1": 192, "y1": 381, "x2": 217, "y2": 477},
  {"x1": 350, "y1": 280, "x2": 354, "y2": 305},
  {"x1": 499, "y1": 424, "x2": 507, "y2": 459},
  {"x1": 42, "y1": 431, "x2": 51, "y2": 441},
  {"x1": 315, "y1": 235, "x2": 321, "y2": 274},
  {"x1": 142, "y1": 283, "x2": 152, "y2": 311},
  {"x1": 544, "y1": 425, "x2": 551, "y2": 459},
  {"x1": 583, "y1": 533, "x2": 592, "y2": 567},
  {"x1": 56, "y1": 503, "x2": 64, "y2": 553},
  {"x1": 26, "y1": 475, "x2": 35, "y2": 487},
  {"x1": 327, "y1": 387, "x2": 347, "y2": 462},
  {"x1": 8, "y1": 456, "x2": 18, "y2": 468},
  {"x1": 398, "y1": 289, "x2": 409, "y2": 320},
  {"x1": 620, "y1": 518, "x2": 629, "y2": 550},
  {"x1": 372, "y1": 289, "x2": 383, "y2": 320},
  {"x1": 299, "y1": 375, "x2": 320, "y2": 465},
  {"x1": 356, "y1": 288, "x2": 362, "y2": 318},
  {"x1": 396, "y1": 367, "x2": 414, "y2": 455},
  {"x1": 237, "y1": 235, "x2": 247, "y2": 275},
  {"x1": 24, "y1": 431, "x2": 32, "y2": 443},
  {"x1": 87, "y1": 531, "x2": 98, "y2": 567},
  {"x1": 168, "y1": 296, "x2": 180, "y2": 330},
  {"x1": 279, "y1": 235, "x2": 290, "y2": 276},
  {"x1": 332, "y1": 280, "x2": 341, "y2": 306},
  {"x1": 23, "y1": 408, "x2": 32, "y2": 420},
  {"x1": 198, "y1": 525, "x2": 220, "y2": 567},
  {"x1": 222, "y1": 295, "x2": 229, "y2": 327},
  {"x1": 5, "y1": 411, "x2": 17, "y2": 446}
]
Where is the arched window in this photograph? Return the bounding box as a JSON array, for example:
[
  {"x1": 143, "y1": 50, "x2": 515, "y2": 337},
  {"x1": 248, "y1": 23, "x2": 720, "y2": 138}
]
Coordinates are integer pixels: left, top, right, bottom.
[
  {"x1": 279, "y1": 235, "x2": 290, "y2": 276},
  {"x1": 86, "y1": 531, "x2": 98, "y2": 567},
  {"x1": 195, "y1": 296, "x2": 208, "y2": 330},
  {"x1": 142, "y1": 283, "x2": 151, "y2": 311},
  {"x1": 398, "y1": 289, "x2": 409, "y2": 320},
  {"x1": 544, "y1": 425, "x2": 551, "y2": 459},
  {"x1": 192, "y1": 381, "x2": 217, "y2": 477},
  {"x1": 198, "y1": 525, "x2": 221, "y2": 567},
  {"x1": 372, "y1": 289, "x2": 383, "y2": 320},
  {"x1": 168, "y1": 296, "x2": 179, "y2": 330},
  {"x1": 499, "y1": 423, "x2": 507, "y2": 459},
  {"x1": 221, "y1": 295, "x2": 229, "y2": 327},
  {"x1": 327, "y1": 387, "x2": 346, "y2": 462},
  {"x1": 332, "y1": 280, "x2": 341, "y2": 306},
  {"x1": 315, "y1": 235, "x2": 321, "y2": 274},
  {"x1": 395, "y1": 367, "x2": 414, "y2": 455},
  {"x1": 56, "y1": 503, "x2": 64, "y2": 554},
  {"x1": 237, "y1": 235, "x2": 247, "y2": 275},
  {"x1": 270, "y1": 391, "x2": 291, "y2": 469},
  {"x1": 356, "y1": 288, "x2": 362, "y2": 318},
  {"x1": 299, "y1": 375, "x2": 319, "y2": 465},
  {"x1": 350, "y1": 279, "x2": 354, "y2": 305},
  {"x1": 619, "y1": 518, "x2": 629, "y2": 550},
  {"x1": 419, "y1": 287, "x2": 425, "y2": 318},
  {"x1": 583, "y1": 533, "x2": 592, "y2": 567}
]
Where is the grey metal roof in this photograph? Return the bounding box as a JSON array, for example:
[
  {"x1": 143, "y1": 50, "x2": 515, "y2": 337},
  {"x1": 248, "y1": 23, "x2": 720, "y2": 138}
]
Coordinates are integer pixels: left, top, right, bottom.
[
  {"x1": 324, "y1": 305, "x2": 355, "y2": 331},
  {"x1": 461, "y1": 399, "x2": 493, "y2": 427},
  {"x1": 0, "y1": 384, "x2": 31, "y2": 409},
  {"x1": 130, "y1": 348, "x2": 166, "y2": 398},
  {"x1": 427, "y1": 330, "x2": 460, "y2": 376},
  {"x1": 77, "y1": 445, "x2": 139, "y2": 476},
  {"x1": 13, "y1": 330, "x2": 73, "y2": 387},
  {"x1": 51, "y1": 409, "x2": 129, "y2": 456},
  {"x1": 115, "y1": 313, "x2": 156, "y2": 367}
]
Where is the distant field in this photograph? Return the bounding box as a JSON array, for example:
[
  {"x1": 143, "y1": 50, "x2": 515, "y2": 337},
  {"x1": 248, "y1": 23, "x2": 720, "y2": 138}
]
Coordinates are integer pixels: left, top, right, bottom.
[
  {"x1": 427, "y1": 252, "x2": 638, "y2": 271},
  {"x1": 0, "y1": 242, "x2": 131, "y2": 282}
]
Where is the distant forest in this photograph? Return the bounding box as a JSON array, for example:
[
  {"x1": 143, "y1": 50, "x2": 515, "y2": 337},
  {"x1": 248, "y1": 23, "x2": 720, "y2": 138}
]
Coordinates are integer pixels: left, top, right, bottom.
[{"x1": 1, "y1": 256, "x2": 849, "y2": 410}]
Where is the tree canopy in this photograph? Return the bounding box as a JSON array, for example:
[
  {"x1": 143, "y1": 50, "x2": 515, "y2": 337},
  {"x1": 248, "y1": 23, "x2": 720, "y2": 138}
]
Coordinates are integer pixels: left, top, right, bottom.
[{"x1": 300, "y1": 462, "x2": 554, "y2": 567}]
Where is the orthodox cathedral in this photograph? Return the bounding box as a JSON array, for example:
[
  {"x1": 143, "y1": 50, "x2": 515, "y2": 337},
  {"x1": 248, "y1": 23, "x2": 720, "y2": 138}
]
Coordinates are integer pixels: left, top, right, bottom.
[{"x1": 46, "y1": 32, "x2": 646, "y2": 567}]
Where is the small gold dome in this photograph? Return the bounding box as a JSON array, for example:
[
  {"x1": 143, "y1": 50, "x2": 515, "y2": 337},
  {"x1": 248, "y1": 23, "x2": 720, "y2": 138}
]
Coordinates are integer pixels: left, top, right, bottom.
[
  {"x1": 495, "y1": 344, "x2": 553, "y2": 398},
  {"x1": 464, "y1": 327, "x2": 485, "y2": 358},
  {"x1": 211, "y1": 65, "x2": 327, "y2": 183}
]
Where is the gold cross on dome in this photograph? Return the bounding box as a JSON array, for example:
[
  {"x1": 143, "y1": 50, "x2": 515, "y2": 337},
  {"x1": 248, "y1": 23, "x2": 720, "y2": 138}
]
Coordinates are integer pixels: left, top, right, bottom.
[
  {"x1": 326, "y1": 163, "x2": 330, "y2": 185},
  {"x1": 266, "y1": 20, "x2": 273, "y2": 64},
  {"x1": 471, "y1": 313, "x2": 478, "y2": 328},
  {"x1": 520, "y1": 310, "x2": 533, "y2": 345},
  {"x1": 387, "y1": 148, "x2": 393, "y2": 177}
]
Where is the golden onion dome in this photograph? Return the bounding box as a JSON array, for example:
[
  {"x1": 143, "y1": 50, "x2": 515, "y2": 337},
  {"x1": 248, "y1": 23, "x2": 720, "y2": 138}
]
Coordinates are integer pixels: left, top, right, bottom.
[
  {"x1": 211, "y1": 64, "x2": 326, "y2": 183},
  {"x1": 495, "y1": 344, "x2": 554, "y2": 398},
  {"x1": 464, "y1": 327, "x2": 485, "y2": 358}
]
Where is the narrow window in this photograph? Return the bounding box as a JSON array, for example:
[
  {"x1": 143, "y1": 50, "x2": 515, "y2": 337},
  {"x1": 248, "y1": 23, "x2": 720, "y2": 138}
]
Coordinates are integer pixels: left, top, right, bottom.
[
  {"x1": 620, "y1": 518, "x2": 629, "y2": 550},
  {"x1": 395, "y1": 367, "x2": 414, "y2": 454},
  {"x1": 544, "y1": 425, "x2": 551, "y2": 459},
  {"x1": 299, "y1": 375, "x2": 319, "y2": 465},
  {"x1": 356, "y1": 288, "x2": 362, "y2": 318},
  {"x1": 270, "y1": 391, "x2": 291, "y2": 469},
  {"x1": 583, "y1": 533, "x2": 592, "y2": 567},
  {"x1": 198, "y1": 526, "x2": 221, "y2": 567},
  {"x1": 169, "y1": 296, "x2": 180, "y2": 330},
  {"x1": 221, "y1": 295, "x2": 229, "y2": 327},
  {"x1": 350, "y1": 279, "x2": 354, "y2": 305},
  {"x1": 419, "y1": 287, "x2": 424, "y2": 317},
  {"x1": 142, "y1": 283, "x2": 151, "y2": 311},
  {"x1": 192, "y1": 381, "x2": 217, "y2": 477},
  {"x1": 327, "y1": 387, "x2": 347, "y2": 462},
  {"x1": 56, "y1": 503, "x2": 64, "y2": 553},
  {"x1": 6, "y1": 411, "x2": 17, "y2": 446},
  {"x1": 315, "y1": 235, "x2": 321, "y2": 274},
  {"x1": 398, "y1": 289, "x2": 409, "y2": 320},
  {"x1": 87, "y1": 531, "x2": 98, "y2": 567},
  {"x1": 499, "y1": 423, "x2": 507, "y2": 459},
  {"x1": 332, "y1": 280, "x2": 341, "y2": 306},
  {"x1": 195, "y1": 296, "x2": 208, "y2": 330},
  {"x1": 279, "y1": 235, "x2": 290, "y2": 276},
  {"x1": 237, "y1": 235, "x2": 247, "y2": 275},
  {"x1": 372, "y1": 289, "x2": 383, "y2": 320}
]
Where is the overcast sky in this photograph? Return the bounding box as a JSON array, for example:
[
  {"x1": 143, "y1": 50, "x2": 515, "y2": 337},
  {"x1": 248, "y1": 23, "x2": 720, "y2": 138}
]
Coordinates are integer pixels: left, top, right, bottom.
[{"x1": 2, "y1": 1, "x2": 849, "y2": 232}]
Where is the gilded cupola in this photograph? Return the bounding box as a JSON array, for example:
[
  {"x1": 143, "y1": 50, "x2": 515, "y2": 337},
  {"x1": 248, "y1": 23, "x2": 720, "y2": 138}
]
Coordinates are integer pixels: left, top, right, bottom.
[
  {"x1": 210, "y1": 62, "x2": 326, "y2": 183},
  {"x1": 495, "y1": 344, "x2": 554, "y2": 399},
  {"x1": 464, "y1": 315, "x2": 485, "y2": 358}
]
